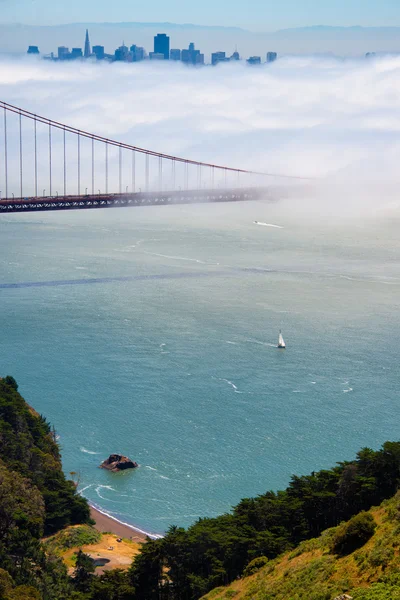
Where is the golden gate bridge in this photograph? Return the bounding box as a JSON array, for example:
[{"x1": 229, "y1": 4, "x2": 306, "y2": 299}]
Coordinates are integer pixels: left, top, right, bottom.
[{"x1": 0, "y1": 100, "x2": 310, "y2": 213}]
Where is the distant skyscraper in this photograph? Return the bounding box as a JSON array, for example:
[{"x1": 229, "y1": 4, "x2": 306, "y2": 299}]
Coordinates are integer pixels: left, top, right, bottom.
[
  {"x1": 181, "y1": 43, "x2": 204, "y2": 65},
  {"x1": 84, "y1": 29, "x2": 91, "y2": 58},
  {"x1": 231, "y1": 51, "x2": 240, "y2": 61},
  {"x1": 136, "y1": 47, "x2": 145, "y2": 61},
  {"x1": 247, "y1": 56, "x2": 261, "y2": 65},
  {"x1": 130, "y1": 45, "x2": 145, "y2": 62},
  {"x1": 58, "y1": 46, "x2": 69, "y2": 60},
  {"x1": 211, "y1": 51, "x2": 227, "y2": 66},
  {"x1": 114, "y1": 43, "x2": 129, "y2": 61},
  {"x1": 181, "y1": 49, "x2": 190, "y2": 63},
  {"x1": 170, "y1": 49, "x2": 181, "y2": 61},
  {"x1": 27, "y1": 46, "x2": 40, "y2": 55},
  {"x1": 71, "y1": 48, "x2": 83, "y2": 59},
  {"x1": 93, "y1": 45, "x2": 105, "y2": 60},
  {"x1": 149, "y1": 52, "x2": 165, "y2": 60},
  {"x1": 266, "y1": 52, "x2": 277, "y2": 63},
  {"x1": 154, "y1": 33, "x2": 170, "y2": 60}
]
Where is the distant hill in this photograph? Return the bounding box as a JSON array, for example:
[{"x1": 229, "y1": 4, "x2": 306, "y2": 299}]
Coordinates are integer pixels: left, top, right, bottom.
[
  {"x1": 64, "y1": 21, "x2": 246, "y2": 32},
  {"x1": 1, "y1": 22, "x2": 400, "y2": 59}
]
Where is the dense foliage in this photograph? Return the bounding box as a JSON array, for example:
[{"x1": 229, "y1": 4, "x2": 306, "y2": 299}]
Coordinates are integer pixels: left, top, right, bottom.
[
  {"x1": 0, "y1": 377, "x2": 90, "y2": 534},
  {"x1": 331, "y1": 511, "x2": 376, "y2": 556},
  {"x1": 129, "y1": 441, "x2": 400, "y2": 599},
  {"x1": 352, "y1": 573, "x2": 400, "y2": 599},
  {"x1": 0, "y1": 377, "x2": 91, "y2": 599}
]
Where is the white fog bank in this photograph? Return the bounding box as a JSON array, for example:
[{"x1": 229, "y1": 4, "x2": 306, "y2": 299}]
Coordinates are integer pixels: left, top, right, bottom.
[{"x1": 0, "y1": 55, "x2": 400, "y2": 215}]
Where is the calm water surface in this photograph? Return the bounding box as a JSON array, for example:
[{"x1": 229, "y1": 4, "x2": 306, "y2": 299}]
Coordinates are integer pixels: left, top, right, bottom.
[{"x1": 1, "y1": 198, "x2": 399, "y2": 536}]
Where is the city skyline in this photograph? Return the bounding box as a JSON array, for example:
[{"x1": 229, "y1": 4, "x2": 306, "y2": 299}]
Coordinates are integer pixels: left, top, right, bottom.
[
  {"x1": 25, "y1": 24, "x2": 400, "y2": 65},
  {"x1": 1, "y1": 0, "x2": 400, "y2": 30},
  {"x1": 29, "y1": 29, "x2": 281, "y2": 66}
]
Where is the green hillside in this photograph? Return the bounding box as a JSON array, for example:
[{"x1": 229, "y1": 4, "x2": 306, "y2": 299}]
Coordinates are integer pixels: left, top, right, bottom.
[
  {"x1": 202, "y1": 493, "x2": 400, "y2": 600},
  {"x1": 0, "y1": 376, "x2": 91, "y2": 599}
]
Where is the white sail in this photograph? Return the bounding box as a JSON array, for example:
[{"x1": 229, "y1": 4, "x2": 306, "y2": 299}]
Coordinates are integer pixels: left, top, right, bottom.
[{"x1": 278, "y1": 331, "x2": 286, "y2": 348}]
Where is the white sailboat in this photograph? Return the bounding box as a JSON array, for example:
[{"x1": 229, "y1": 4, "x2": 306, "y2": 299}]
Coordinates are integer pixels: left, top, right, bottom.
[{"x1": 278, "y1": 330, "x2": 286, "y2": 349}]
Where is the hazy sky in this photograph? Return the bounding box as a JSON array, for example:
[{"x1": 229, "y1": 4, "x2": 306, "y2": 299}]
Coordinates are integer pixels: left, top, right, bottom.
[
  {"x1": 1, "y1": 0, "x2": 400, "y2": 30},
  {"x1": 1, "y1": 54, "x2": 400, "y2": 197}
]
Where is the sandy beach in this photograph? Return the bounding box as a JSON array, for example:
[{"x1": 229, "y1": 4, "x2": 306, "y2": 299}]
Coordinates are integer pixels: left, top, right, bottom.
[{"x1": 90, "y1": 506, "x2": 149, "y2": 543}]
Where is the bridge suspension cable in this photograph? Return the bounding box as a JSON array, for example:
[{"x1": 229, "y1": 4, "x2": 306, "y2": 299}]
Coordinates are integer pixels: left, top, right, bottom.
[
  {"x1": 0, "y1": 99, "x2": 317, "y2": 212},
  {"x1": 0, "y1": 100, "x2": 313, "y2": 180}
]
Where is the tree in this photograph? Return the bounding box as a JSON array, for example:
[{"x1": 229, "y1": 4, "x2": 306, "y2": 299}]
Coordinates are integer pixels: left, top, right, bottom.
[
  {"x1": 7, "y1": 585, "x2": 41, "y2": 599},
  {"x1": 0, "y1": 463, "x2": 45, "y2": 542},
  {"x1": 0, "y1": 569, "x2": 14, "y2": 598},
  {"x1": 331, "y1": 512, "x2": 376, "y2": 556},
  {"x1": 73, "y1": 550, "x2": 95, "y2": 592},
  {"x1": 89, "y1": 570, "x2": 135, "y2": 600},
  {"x1": 3, "y1": 376, "x2": 18, "y2": 391},
  {"x1": 130, "y1": 540, "x2": 165, "y2": 600}
]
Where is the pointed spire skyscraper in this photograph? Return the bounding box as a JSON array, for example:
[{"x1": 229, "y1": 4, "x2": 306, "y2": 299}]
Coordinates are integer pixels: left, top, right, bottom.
[{"x1": 84, "y1": 29, "x2": 91, "y2": 58}]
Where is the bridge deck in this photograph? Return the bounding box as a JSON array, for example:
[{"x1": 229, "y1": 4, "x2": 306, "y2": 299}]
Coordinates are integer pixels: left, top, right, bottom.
[{"x1": 0, "y1": 188, "x2": 268, "y2": 213}]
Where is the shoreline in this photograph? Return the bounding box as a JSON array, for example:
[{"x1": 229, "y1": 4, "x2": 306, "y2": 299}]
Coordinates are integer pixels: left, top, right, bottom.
[{"x1": 90, "y1": 505, "x2": 162, "y2": 542}]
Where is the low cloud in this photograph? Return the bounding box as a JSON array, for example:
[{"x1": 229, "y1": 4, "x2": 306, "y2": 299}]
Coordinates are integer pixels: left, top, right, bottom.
[{"x1": 0, "y1": 55, "x2": 400, "y2": 209}]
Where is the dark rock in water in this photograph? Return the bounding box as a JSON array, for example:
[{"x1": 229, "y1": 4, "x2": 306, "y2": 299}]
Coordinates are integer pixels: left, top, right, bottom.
[{"x1": 100, "y1": 454, "x2": 138, "y2": 472}]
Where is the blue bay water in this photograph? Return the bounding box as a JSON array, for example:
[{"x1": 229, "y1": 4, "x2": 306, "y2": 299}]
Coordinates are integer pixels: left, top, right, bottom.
[{"x1": 1, "y1": 199, "x2": 400, "y2": 537}]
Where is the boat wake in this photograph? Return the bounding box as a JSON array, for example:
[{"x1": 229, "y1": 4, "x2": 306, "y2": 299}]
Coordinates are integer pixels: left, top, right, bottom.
[
  {"x1": 143, "y1": 250, "x2": 207, "y2": 264},
  {"x1": 80, "y1": 446, "x2": 100, "y2": 455},
  {"x1": 78, "y1": 484, "x2": 94, "y2": 495},
  {"x1": 246, "y1": 338, "x2": 276, "y2": 348},
  {"x1": 95, "y1": 485, "x2": 121, "y2": 501},
  {"x1": 221, "y1": 378, "x2": 243, "y2": 393},
  {"x1": 254, "y1": 221, "x2": 284, "y2": 229},
  {"x1": 212, "y1": 376, "x2": 244, "y2": 394}
]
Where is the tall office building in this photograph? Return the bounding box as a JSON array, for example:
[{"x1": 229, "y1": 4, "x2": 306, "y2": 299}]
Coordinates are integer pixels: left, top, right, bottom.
[
  {"x1": 93, "y1": 45, "x2": 105, "y2": 60},
  {"x1": 266, "y1": 51, "x2": 277, "y2": 63},
  {"x1": 130, "y1": 45, "x2": 145, "y2": 61},
  {"x1": 154, "y1": 33, "x2": 170, "y2": 60},
  {"x1": 211, "y1": 51, "x2": 227, "y2": 66},
  {"x1": 27, "y1": 45, "x2": 40, "y2": 55},
  {"x1": 84, "y1": 29, "x2": 91, "y2": 58},
  {"x1": 170, "y1": 49, "x2": 181, "y2": 61},
  {"x1": 247, "y1": 56, "x2": 261, "y2": 65},
  {"x1": 114, "y1": 43, "x2": 129, "y2": 61},
  {"x1": 58, "y1": 46, "x2": 69, "y2": 60},
  {"x1": 181, "y1": 43, "x2": 204, "y2": 65},
  {"x1": 71, "y1": 48, "x2": 83, "y2": 59},
  {"x1": 136, "y1": 47, "x2": 145, "y2": 61}
]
